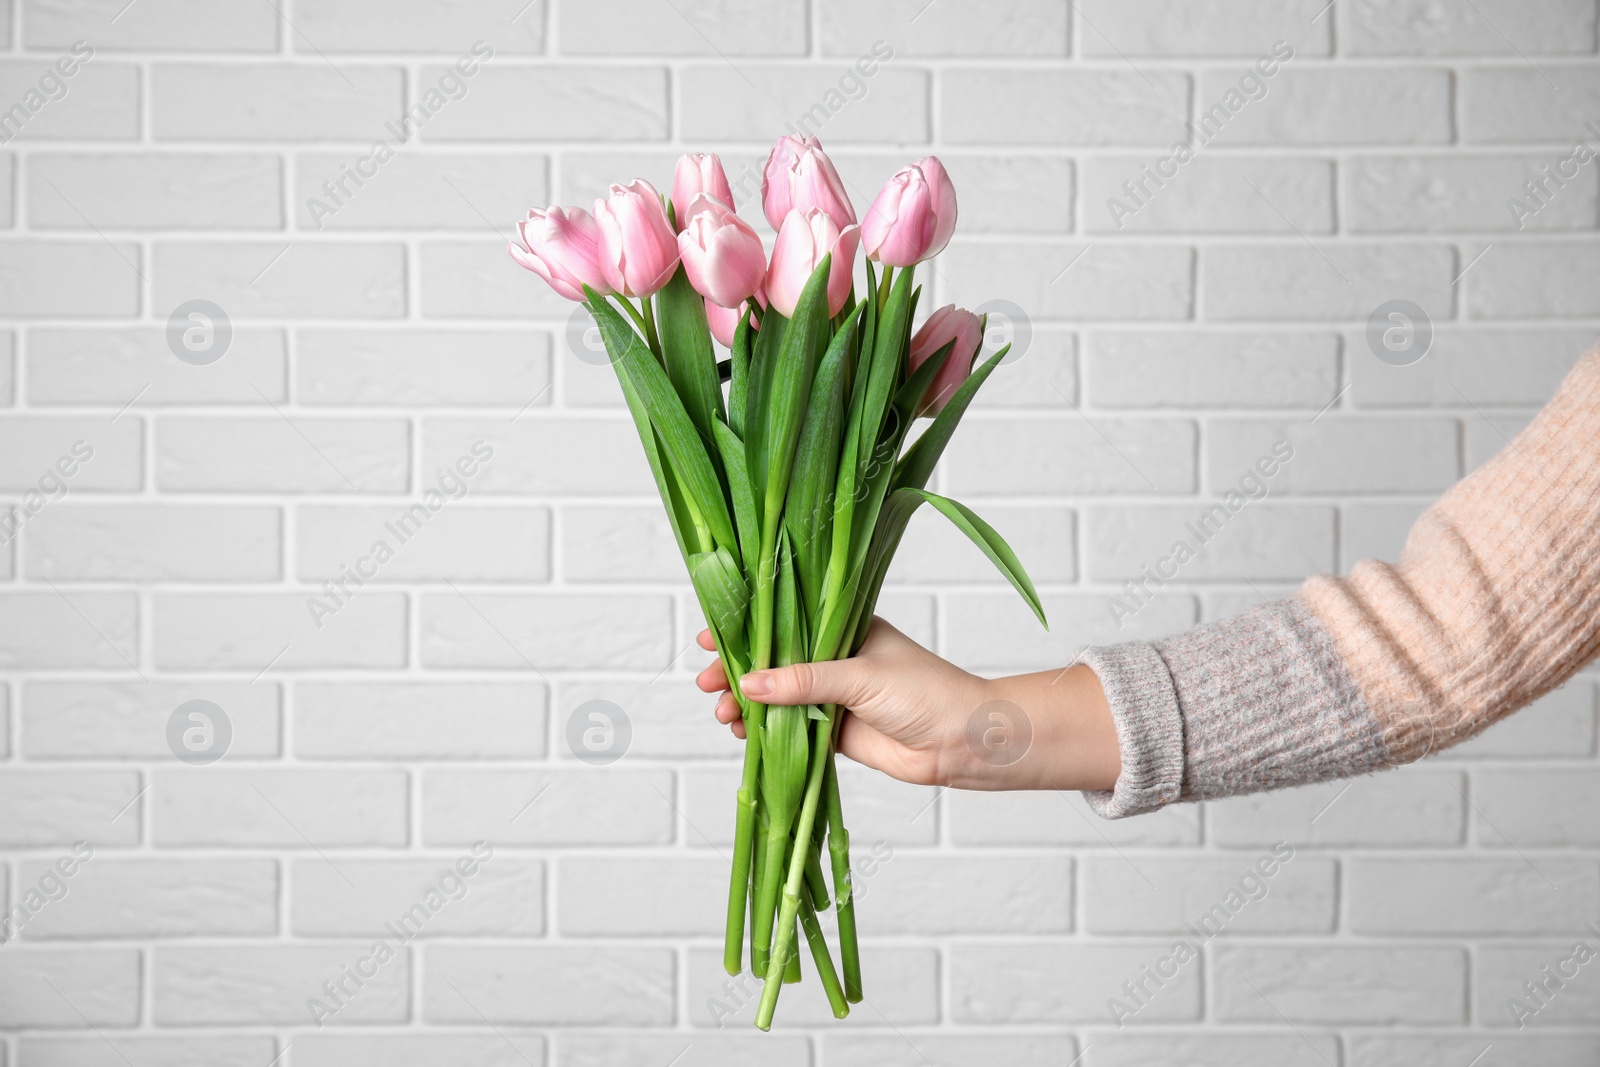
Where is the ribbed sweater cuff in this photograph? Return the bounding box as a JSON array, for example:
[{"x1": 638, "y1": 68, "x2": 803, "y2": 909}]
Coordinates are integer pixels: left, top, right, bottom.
[{"x1": 1075, "y1": 641, "x2": 1185, "y2": 818}]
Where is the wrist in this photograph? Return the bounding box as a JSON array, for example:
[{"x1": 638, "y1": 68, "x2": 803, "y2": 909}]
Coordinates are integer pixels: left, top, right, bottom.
[{"x1": 947, "y1": 665, "x2": 1120, "y2": 792}]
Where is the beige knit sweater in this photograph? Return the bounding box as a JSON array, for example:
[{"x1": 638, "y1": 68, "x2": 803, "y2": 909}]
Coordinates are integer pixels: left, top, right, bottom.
[{"x1": 1081, "y1": 344, "x2": 1600, "y2": 818}]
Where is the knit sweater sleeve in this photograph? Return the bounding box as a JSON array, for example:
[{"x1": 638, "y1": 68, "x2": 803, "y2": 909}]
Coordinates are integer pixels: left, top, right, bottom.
[{"x1": 1082, "y1": 344, "x2": 1600, "y2": 819}]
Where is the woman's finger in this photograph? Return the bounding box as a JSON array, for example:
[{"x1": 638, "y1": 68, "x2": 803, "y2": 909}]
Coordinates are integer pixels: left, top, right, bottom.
[
  {"x1": 696, "y1": 628, "x2": 717, "y2": 652},
  {"x1": 714, "y1": 691, "x2": 741, "y2": 724},
  {"x1": 696, "y1": 659, "x2": 730, "y2": 693}
]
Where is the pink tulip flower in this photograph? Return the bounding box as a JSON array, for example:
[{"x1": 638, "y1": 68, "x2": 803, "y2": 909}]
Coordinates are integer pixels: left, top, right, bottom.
[
  {"x1": 707, "y1": 296, "x2": 763, "y2": 348},
  {"x1": 594, "y1": 179, "x2": 681, "y2": 298},
  {"x1": 671, "y1": 153, "x2": 735, "y2": 228},
  {"x1": 761, "y1": 135, "x2": 854, "y2": 230},
  {"x1": 908, "y1": 304, "x2": 982, "y2": 415},
  {"x1": 766, "y1": 208, "x2": 860, "y2": 318},
  {"x1": 677, "y1": 194, "x2": 767, "y2": 310},
  {"x1": 507, "y1": 206, "x2": 613, "y2": 302},
  {"x1": 861, "y1": 156, "x2": 958, "y2": 267}
]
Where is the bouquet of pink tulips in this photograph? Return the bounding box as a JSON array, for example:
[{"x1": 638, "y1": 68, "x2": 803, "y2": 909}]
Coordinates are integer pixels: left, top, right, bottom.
[{"x1": 510, "y1": 135, "x2": 1046, "y2": 1029}]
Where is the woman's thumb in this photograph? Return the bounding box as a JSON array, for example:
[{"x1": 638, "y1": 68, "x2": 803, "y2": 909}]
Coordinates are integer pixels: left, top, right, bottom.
[{"x1": 740, "y1": 659, "x2": 878, "y2": 709}]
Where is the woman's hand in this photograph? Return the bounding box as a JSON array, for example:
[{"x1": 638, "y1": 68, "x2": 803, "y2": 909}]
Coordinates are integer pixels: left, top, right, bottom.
[{"x1": 695, "y1": 617, "x2": 1121, "y2": 792}]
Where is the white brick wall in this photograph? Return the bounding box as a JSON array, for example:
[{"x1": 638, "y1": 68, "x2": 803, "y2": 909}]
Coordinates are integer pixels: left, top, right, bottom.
[{"x1": 0, "y1": 1, "x2": 1597, "y2": 1064}]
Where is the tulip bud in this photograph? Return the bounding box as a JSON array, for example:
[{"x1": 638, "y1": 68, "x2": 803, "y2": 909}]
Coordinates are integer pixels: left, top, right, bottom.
[
  {"x1": 707, "y1": 296, "x2": 762, "y2": 348},
  {"x1": 761, "y1": 135, "x2": 809, "y2": 230},
  {"x1": 908, "y1": 304, "x2": 982, "y2": 415},
  {"x1": 761, "y1": 136, "x2": 856, "y2": 231},
  {"x1": 507, "y1": 206, "x2": 613, "y2": 302},
  {"x1": 677, "y1": 194, "x2": 767, "y2": 310},
  {"x1": 861, "y1": 156, "x2": 958, "y2": 267},
  {"x1": 766, "y1": 207, "x2": 860, "y2": 318},
  {"x1": 593, "y1": 179, "x2": 681, "y2": 298},
  {"x1": 671, "y1": 152, "x2": 735, "y2": 228}
]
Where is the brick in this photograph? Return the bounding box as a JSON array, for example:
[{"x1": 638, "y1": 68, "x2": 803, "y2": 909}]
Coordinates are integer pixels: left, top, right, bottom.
[
  {"x1": 425, "y1": 946, "x2": 673, "y2": 1025},
  {"x1": 859, "y1": 854, "x2": 1073, "y2": 935},
  {"x1": 153, "y1": 64, "x2": 403, "y2": 140},
  {"x1": 1474, "y1": 768, "x2": 1600, "y2": 845},
  {"x1": 1349, "y1": 1036, "x2": 1600, "y2": 1067},
  {"x1": 1214, "y1": 945, "x2": 1466, "y2": 1023},
  {"x1": 821, "y1": 0, "x2": 1068, "y2": 56},
  {"x1": 296, "y1": 1, "x2": 545, "y2": 53},
  {"x1": 1349, "y1": 858, "x2": 1599, "y2": 934},
  {"x1": 291, "y1": 854, "x2": 543, "y2": 938},
  {"x1": 418, "y1": 65, "x2": 667, "y2": 142},
  {"x1": 0, "y1": 591, "x2": 139, "y2": 671},
  {"x1": 1351, "y1": 154, "x2": 1600, "y2": 233},
  {"x1": 945, "y1": 70, "x2": 1188, "y2": 146},
  {"x1": 681, "y1": 64, "x2": 931, "y2": 143},
  {"x1": 1196, "y1": 68, "x2": 1452, "y2": 144},
  {"x1": 153, "y1": 241, "x2": 406, "y2": 319},
  {"x1": 1341, "y1": 500, "x2": 1430, "y2": 568},
  {"x1": 564, "y1": 1036, "x2": 805, "y2": 1067},
  {"x1": 562, "y1": 505, "x2": 681, "y2": 582},
  {"x1": 423, "y1": 238, "x2": 574, "y2": 319},
  {"x1": 1352, "y1": 329, "x2": 1593, "y2": 406},
  {"x1": 556, "y1": 678, "x2": 740, "y2": 762},
  {"x1": 292, "y1": 1034, "x2": 546, "y2": 1067},
  {"x1": 943, "y1": 416, "x2": 1196, "y2": 496},
  {"x1": 1445, "y1": 681, "x2": 1597, "y2": 759},
  {"x1": 25, "y1": 0, "x2": 279, "y2": 50},
  {"x1": 1462, "y1": 68, "x2": 1600, "y2": 142},
  {"x1": 1085, "y1": 156, "x2": 1334, "y2": 235},
  {"x1": 1090, "y1": 1034, "x2": 1340, "y2": 1067},
  {"x1": 951, "y1": 942, "x2": 1202, "y2": 1023},
  {"x1": 1209, "y1": 770, "x2": 1466, "y2": 847},
  {"x1": 685, "y1": 761, "x2": 939, "y2": 850},
  {"x1": 157, "y1": 416, "x2": 409, "y2": 493},
  {"x1": 22, "y1": 681, "x2": 280, "y2": 759},
  {"x1": 295, "y1": 681, "x2": 546, "y2": 760},
  {"x1": 1342, "y1": 0, "x2": 1598, "y2": 54},
  {"x1": 1464, "y1": 411, "x2": 1536, "y2": 470},
  {"x1": 0, "y1": 949, "x2": 140, "y2": 1027},
  {"x1": 297, "y1": 506, "x2": 550, "y2": 583},
  {"x1": 152, "y1": 592, "x2": 407, "y2": 670},
  {"x1": 1083, "y1": 853, "x2": 1336, "y2": 935},
  {"x1": 421, "y1": 591, "x2": 670, "y2": 671},
  {"x1": 944, "y1": 593, "x2": 1197, "y2": 670},
  {"x1": 0, "y1": 330, "x2": 13, "y2": 404},
  {"x1": 1206, "y1": 418, "x2": 1459, "y2": 494},
  {"x1": 17, "y1": 858, "x2": 277, "y2": 938},
  {"x1": 949, "y1": 789, "x2": 1202, "y2": 847},
  {"x1": 964, "y1": 330, "x2": 1079, "y2": 410},
  {"x1": 154, "y1": 944, "x2": 409, "y2": 1024},
  {"x1": 824, "y1": 1034, "x2": 1076, "y2": 1067},
  {"x1": 1477, "y1": 945, "x2": 1600, "y2": 1026},
  {"x1": 19, "y1": 1036, "x2": 280, "y2": 1067},
  {"x1": 943, "y1": 241, "x2": 1192, "y2": 321},
  {"x1": 26, "y1": 327, "x2": 289, "y2": 405},
  {"x1": 1079, "y1": 0, "x2": 1329, "y2": 55},
  {"x1": 152, "y1": 769, "x2": 408, "y2": 847},
  {"x1": 0, "y1": 240, "x2": 141, "y2": 317},
  {"x1": 563, "y1": 0, "x2": 806, "y2": 55},
  {"x1": 0, "y1": 770, "x2": 141, "y2": 847},
  {"x1": 1086, "y1": 504, "x2": 1335, "y2": 582},
  {"x1": 423, "y1": 416, "x2": 654, "y2": 495},
  {"x1": 0, "y1": 416, "x2": 142, "y2": 490},
  {"x1": 688, "y1": 945, "x2": 938, "y2": 1027},
  {"x1": 26, "y1": 504, "x2": 281, "y2": 581},
  {"x1": 298, "y1": 328, "x2": 551, "y2": 407},
  {"x1": 1089, "y1": 330, "x2": 1339, "y2": 408},
  {"x1": 0, "y1": 60, "x2": 139, "y2": 140},
  {"x1": 889, "y1": 504, "x2": 1077, "y2": 585},
  {"x1": 423, "y1": 768, "x2": 675, "y2": 846},
  {"x1": 29, "y1": 153, "x2": 282, "y2": 229},
  {"x1": 1203, "y1": 243, "x2": 1454, "y2": 320},
  {"x1": 295, "y1": 152, "x2": 547, "y2": 231},
  {"x1": 558, "y1": 855, "x2": 725, "y2": 936},
  {"x1": 1465, "y1": 241, "x2": 1600, "y2": 319}
]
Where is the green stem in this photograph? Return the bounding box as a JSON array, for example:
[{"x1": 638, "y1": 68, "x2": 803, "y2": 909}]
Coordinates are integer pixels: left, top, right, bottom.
[
  {"x1": 824, "y1": 737, "x2": 862, "y2": 1002},
  {"x1": 803, "y1": 827, "x2": 830, "y2": 910},
  {"x1": 750, "y1": 802, "x2": 770, "y2": 977},
  {"x1": 642, "y1": 294, "x2": 662, "y2": 355},
  {"x1": 752, "y1": 823, "x2": 787, "y2": 981},
  {"x1": 755, "y1": 706, "x2": 835, "y2": 1030},
  {"x1": 611, "y1": 294, "x2": 650, "y2": 338},
  {"x1": 800, "y1": 883, "x2": 850, "y2": 1019},
  {"x1": 724, "y1": 766, "x2": 757, "y2": 975}
]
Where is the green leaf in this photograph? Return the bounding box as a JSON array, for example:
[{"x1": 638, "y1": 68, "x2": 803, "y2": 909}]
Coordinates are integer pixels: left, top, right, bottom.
[
  {"x1": 690, "y1": 545, "x2": 751, "y2": 645},
  {"x1": 743, "y1": 310, "x2": 787, "y2": 503},
  {"x1": 893, "y1": 344, "x2": 1010, "y2": 493},
  {"x1": 587, "y1": 292, "x2": 740, "y2": 559},
  {"x1": 655, "y1": 267, "x2": 726, "y2": 447},
  {"x1": 728, "y1": 306, "x2": 755, "y2": 438},
  {"x1": 773, "y1": 529, "x2": 808, "y2": 668},
  {"x1": 784, "y1": 303, "x2": 863, "y2": 621},
  {"x1": 902, "y1": 488, "x2": 1048, "y2": 629},
  {"x1": 891, "y1": 338, "x2": 954, "y2": 427},
  {"x1": 712, "y1": 419, "x2": 761, "y2": 576},
  {"x1": 758, "y1": 255, "x2": 834, "y2": 523}
]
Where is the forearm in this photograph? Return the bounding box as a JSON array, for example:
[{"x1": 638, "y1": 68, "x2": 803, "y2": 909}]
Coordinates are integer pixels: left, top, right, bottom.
[{"x1": 951, "y1": 665, "x2": 1121, "y2": 792}]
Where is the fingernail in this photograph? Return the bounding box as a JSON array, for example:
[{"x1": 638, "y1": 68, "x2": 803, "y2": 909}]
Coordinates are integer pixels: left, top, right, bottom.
[{"x1": 740, "y1": 673, "x2": 771, "y2": 698}]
